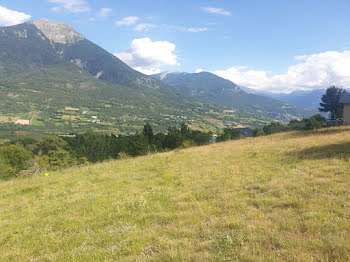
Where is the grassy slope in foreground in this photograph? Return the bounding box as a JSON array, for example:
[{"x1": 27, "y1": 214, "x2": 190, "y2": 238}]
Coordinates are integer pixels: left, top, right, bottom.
[{"x1": 1, "y1": 127, "x2": 350, "y2": 261}]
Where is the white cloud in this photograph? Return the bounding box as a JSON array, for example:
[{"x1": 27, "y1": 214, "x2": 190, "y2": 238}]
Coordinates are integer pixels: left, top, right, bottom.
[
  {"x1": 134, "y1": 23, "x2": 156, "y2": 32},
  {"x1": 48, "y1": 0, "x2": 89, "y2": 13},
  {"x1": 0, "y1": 6, "x2": 31, "y2": 26},
  {"x1": 115, "y1": 38, "x2": 179, "y2": 75},
  {"x1": 187, "y1": 27, "x2": 208, "y2": 33},
  {"x1": 212, "y1": 51, "x2": 350, "y2": 93},
  {"x1": 115, "y1": 16, "x2": 139, "y2": 27},
  {"x1": 195, "y1": 68, "x2": 204, "y2": 73},
  {"x1": 133, "y1": 67, "x2": 161, "y2": 75},
  {"x1": 201, "y1": 7, "x2": 231, "y2": 16},
  {"x1": 97, "y1": 8, "x2": 112, "y2": 18}
]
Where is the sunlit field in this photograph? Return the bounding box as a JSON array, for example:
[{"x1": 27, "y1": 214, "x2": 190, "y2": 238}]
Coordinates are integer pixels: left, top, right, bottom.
[{"x1": 1, "y1": 127, "x2": 350, "y2": 261}]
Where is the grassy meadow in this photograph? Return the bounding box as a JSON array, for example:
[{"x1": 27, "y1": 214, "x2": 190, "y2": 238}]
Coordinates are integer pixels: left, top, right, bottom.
[{"x1": 1, "y1": 127, "x2": 350, "y2": 261}]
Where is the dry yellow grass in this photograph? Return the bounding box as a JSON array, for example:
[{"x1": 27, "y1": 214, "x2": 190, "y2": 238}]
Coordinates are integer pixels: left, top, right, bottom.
[{"x1": 0, "y1": 127, "x2": 350, "y2": 261}]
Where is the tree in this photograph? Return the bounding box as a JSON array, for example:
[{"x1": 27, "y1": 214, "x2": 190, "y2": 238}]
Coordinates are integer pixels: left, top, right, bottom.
[
  {"x1": 319, "y1": 86, "x2": 345, "y2": 119},
  {"x1": 142, "y1": 123, "x2": 154, "y2": 143},
  {"x1": 180, "y1": 123, "x2": 190, "y2": 135},
  {"x1": 163, "y1": 129, "x2": 184, "y2": 149},
  {"x1": 127, "y1": 134, "x2": 148, "y2": 157},
  {"x1": 78, "y1": 132, "x2": 109, "y2": 162},
  {"x1": 41, "y1": 136, "x2": 70, "y2": 155},
  {"x1": 216, "y1": 128, "x2": 240, "y2": 142},
  {"x1": 263, "y1": 122, "x2": 284, "y2": 135}
]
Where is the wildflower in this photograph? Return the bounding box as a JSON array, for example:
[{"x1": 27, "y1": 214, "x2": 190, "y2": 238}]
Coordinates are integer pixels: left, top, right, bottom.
[{"x1": 45, "y1": 173, "x2": 49, "y2": 177}]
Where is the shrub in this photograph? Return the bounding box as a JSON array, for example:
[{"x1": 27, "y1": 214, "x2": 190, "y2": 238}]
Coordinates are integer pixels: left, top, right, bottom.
[
  {"x1": 305, "y1": 117, "x2": 321, "y2": 130},
  {"x1": 263, "y1": 122, "x2": 285, "y2": 135},
  {"x1": 0, "y1": 144, "x2": 33, "y2": 179}
]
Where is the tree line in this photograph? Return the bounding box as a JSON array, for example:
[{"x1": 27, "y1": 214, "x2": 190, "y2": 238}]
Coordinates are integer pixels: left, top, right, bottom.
[
  {"x1": 0, "y1": 124, "x2": 214, "y2": 180},
  {"x1": 0, "y1": 115, "x2": 326, "y2": 180}
]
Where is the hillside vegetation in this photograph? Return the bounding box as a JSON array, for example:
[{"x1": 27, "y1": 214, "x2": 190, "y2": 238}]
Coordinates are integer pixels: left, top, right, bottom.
[{"x1": 1, "y1": 127, "x2": 350, "y2": 261}]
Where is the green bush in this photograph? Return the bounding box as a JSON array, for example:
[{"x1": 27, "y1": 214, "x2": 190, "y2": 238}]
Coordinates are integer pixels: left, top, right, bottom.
[
  {"x1": 217, "y1": 128, "x2": 240, "y2": 142},
  {"x1": 0, "y1": 144, "x2": 33, "y2": 180},
  {"x1": 305, "y1": 117, "x2": 321, "y2": 130},
  {"x1": 263, "y1": 122, "x2": 285, "y2": 135}
]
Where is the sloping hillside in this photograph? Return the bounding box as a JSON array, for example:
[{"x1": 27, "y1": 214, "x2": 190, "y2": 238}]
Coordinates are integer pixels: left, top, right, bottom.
[{"x1": 1, "y1": 127, "x2": 350, "y2": 261}]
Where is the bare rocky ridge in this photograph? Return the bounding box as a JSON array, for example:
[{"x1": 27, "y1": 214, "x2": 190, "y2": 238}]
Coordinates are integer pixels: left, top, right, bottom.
[{"x1": 30, "y1": 19, "x2": 84, "y2": 44}]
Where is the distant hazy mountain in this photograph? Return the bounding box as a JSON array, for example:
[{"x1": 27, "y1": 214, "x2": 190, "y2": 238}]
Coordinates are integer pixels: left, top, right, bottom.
[
  {"x1": 238, "y1": 86, "x2": 329, "y2": 110},
  {"x1": 265, "y1": 89, "x2": 326, "y2": 109},
  {"x1": 153, "y1": 72, "x2": 315, "y2": 121}
]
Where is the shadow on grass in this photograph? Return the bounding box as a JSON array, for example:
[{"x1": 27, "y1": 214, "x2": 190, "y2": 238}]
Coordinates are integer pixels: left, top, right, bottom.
[
  {"x1": 289, "y1": 141, "x2": 350, "y2": 161},
  {"x1": 289, "y1": 127, "x2": 349, "y2": 138}
]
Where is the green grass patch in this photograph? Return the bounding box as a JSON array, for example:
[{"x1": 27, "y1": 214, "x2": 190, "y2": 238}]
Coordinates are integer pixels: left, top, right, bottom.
[{"x1": 1, "y1": 127, "x2": 350, "y2": 260}]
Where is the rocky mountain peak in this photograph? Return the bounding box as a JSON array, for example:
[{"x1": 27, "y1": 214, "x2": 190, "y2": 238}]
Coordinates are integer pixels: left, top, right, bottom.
[{"x1": 30, "y1": 18, "x2": 84, "y2": 44}]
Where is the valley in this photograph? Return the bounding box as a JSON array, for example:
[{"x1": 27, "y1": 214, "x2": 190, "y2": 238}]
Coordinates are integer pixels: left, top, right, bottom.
[{"x1": 0, "y1": 20, "x2": 314, "y2": 136}]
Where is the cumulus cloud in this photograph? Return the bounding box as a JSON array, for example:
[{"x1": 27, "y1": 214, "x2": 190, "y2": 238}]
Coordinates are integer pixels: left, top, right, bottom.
[
  {"x1": 201, "y1": 7, "x2": 231, "y2": 16},
  {"x1": 134, "y1": 23, "x2": 156, "y2": 32},
  {"x1": 97, "y1": 8, "x2": 112, "y2": 18},
  {"x1": 0, "y1": 6, "x2": 31, "y2": 26},
  {"x1": 213, "y1": 51, "x2": 350, "y2": 93},
  {"x1": 115, "y1": 38, "x2": 179, "y2": 75},
  {"x1": 115, "y1": 16, "x2": 139, "y2": 27},
  {"x1": 48, "y1": 0, "x2": 89, "y2": 13}
]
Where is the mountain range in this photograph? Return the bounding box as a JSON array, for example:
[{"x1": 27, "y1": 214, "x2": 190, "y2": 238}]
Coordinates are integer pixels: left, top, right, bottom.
[
  {"x1": 152, "y1": 71, "x2": 314, "y2": 121},
  {"x1": 240, "y1": 87, "x2": 326, "y2": 109},
  {"x1": 0, "y1": 19, "x2": 314, "y2": 134}
]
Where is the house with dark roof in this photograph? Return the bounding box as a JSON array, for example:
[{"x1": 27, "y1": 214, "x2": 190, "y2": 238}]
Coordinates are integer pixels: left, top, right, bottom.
[{"x1": 340, "y1": 92, "x2": 350, "y2": 124}]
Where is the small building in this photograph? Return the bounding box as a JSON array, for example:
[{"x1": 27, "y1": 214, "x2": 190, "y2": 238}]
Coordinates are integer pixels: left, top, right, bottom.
[{"x1": 340, "y1": 92, "x2": 350, "y2": 124}]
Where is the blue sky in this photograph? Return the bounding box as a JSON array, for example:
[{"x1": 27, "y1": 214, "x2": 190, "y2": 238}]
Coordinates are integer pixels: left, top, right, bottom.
[{"x1": 0, "y1": 0, "x2": 349, "y2": 92}]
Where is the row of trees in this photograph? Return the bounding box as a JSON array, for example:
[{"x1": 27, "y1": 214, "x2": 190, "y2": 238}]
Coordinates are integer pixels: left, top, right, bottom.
[{"x1": 0, "y1": 124, "x2": 213, "y2": 180}]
